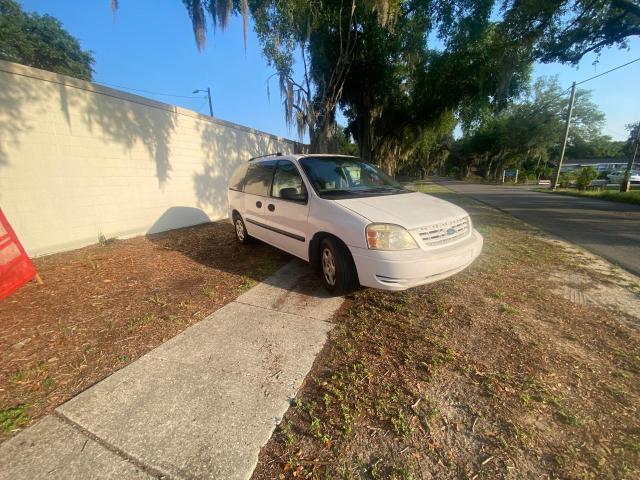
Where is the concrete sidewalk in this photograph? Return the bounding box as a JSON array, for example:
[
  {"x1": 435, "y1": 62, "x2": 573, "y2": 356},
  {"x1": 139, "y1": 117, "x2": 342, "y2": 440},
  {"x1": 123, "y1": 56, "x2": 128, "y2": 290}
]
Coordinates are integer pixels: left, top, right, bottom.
[{"x1": 0, "y1": 260, "x2": 342, "y2": 480}]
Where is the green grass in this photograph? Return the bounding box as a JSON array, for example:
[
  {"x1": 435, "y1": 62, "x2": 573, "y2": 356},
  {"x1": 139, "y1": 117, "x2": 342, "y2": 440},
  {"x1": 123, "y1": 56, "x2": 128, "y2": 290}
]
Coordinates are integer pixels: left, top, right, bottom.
[
  {"x1": 1, "y1": 405, "x2": 30, "y2": 434},
  {"x1": 404, "y1": 181, "x2": 451, "y2": 194},
  {"x1": 536, "y1": 188, "x2": 640, "y2": 205}
]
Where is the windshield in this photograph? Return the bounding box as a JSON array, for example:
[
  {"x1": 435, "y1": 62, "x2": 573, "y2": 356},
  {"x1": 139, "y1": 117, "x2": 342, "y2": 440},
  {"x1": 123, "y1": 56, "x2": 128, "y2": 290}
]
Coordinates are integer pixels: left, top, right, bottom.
[{"x1": 299, "y1": 156, "x2": 407, "y2": 198}]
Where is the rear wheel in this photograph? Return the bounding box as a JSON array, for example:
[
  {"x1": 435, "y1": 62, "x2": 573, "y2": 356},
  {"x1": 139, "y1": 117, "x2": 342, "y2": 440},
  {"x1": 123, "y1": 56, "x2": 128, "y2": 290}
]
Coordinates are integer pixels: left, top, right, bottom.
[
  {"x1": 319, "y1": 237, "x2": 358, "y2": 295},
  {"x1": 233, "y1": 214, "x2": 251, "y2": 244}
]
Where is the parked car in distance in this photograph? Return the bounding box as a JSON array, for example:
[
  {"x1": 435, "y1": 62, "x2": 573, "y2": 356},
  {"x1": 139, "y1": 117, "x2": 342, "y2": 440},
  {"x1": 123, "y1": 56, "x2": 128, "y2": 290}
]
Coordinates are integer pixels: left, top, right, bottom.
[
  {"x1": 227, "y1": 154, "x2": 483, "y2": 294},
  {"x1": 607, "y1": 169, "x2": 640, "y2": 184}
]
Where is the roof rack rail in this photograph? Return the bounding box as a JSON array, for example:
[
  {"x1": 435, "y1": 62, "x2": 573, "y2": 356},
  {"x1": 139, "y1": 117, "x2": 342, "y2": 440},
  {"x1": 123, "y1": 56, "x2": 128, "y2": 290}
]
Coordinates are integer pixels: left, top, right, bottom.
[{"x1": 248, "y1": 152, "x2": 283, "y2": 162}]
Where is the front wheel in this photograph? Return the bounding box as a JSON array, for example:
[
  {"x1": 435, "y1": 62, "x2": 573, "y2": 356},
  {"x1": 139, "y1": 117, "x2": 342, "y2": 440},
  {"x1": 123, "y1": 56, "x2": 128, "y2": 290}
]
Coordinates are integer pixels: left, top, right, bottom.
[
  {"x1": 233, "y1": 215, "x2": 251, "y2": 244},
  {"x1": 319, "y1": 237, "x2": 358, "y2": 295}
]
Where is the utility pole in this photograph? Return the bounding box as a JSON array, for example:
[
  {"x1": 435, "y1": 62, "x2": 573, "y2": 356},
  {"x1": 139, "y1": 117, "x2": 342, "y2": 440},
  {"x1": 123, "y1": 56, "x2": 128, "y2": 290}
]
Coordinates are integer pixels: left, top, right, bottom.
[
  {"x1": 206, "y1": 87, "x2": 213, "y2": 117},
  {"x1": 552, "y1": 81, "x2": 577, "y2": 191},
  {"x1": 621, "y1": 127, "x2": 639, "y2": 193},
  {"x1": 193, "y1": 88, "x2": 214, "y2": 117}
]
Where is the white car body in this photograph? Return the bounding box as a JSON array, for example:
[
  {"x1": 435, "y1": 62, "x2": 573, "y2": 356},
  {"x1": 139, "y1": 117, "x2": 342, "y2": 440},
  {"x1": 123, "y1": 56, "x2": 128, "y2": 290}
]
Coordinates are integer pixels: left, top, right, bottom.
[
  {"x1": 608, "y1": 169, "x2": 640, "y2": 184},
  {"x1": 227, "y1": 154, "x2": 483, "y2": 291}
]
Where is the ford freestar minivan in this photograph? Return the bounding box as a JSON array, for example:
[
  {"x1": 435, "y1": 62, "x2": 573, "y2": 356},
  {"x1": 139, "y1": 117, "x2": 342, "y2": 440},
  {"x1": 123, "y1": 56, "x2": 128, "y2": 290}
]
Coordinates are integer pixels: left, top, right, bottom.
[{"x1": 228, "y1": 154, "x2": 483, "y2": 294}]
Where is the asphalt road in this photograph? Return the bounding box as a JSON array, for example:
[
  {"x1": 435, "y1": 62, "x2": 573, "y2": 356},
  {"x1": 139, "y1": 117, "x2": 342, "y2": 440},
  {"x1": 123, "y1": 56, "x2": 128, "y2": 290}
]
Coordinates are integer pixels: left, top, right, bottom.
[{"x1": 435, "y1": 180, "x2": 640, "y2": 276}]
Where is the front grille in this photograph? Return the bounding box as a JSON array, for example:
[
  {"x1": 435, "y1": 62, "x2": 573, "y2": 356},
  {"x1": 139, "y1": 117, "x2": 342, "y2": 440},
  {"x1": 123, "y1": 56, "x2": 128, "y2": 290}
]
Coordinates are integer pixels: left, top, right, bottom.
[{"x1": 416, "y1": 216, "x2": 470, "y2": 247}]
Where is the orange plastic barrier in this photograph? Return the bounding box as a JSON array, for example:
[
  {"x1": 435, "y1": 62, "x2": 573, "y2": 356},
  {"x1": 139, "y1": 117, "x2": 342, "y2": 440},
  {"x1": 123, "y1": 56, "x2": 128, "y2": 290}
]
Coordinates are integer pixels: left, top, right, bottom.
[{"x1": 0, "y1": 209, "x2": 36, "y2": 300}]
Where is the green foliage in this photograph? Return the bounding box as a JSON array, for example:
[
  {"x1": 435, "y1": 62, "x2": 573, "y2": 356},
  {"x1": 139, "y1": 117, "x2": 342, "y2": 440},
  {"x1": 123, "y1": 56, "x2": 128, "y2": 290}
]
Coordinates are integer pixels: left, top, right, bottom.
[
  {"x1": 625, "y1": 121, "x2": 640, "y2": 158},
  {"x1": 566, "y1": 135, "x2": 625, "y2": 159},
  {"x1": 0, "y1": 405, "x2": 30, "y2": 434},
  {"x1": 549, "y1": 188, "x2": 640, "y2": 205},
  {"x1": 165, "y1": 0, "x2": 638, "y2": 167},
  {"x1": 576, "y1": 167, "x2": 599, "y2": 191},
  {"x1": 0, "y1": 0, "x2": 94, "y2": 80},
  {"x1": 334, "y1": 125, "x2": 358, "y2": 156},
  {"x1": 501, "y1": 0, "x2": 640, "y2": 65},
  {"x1": 452, "y1": 76, "x2": 607, "y2": 180},
  {"x1": 558, "y1": 172, "x2": 576, "y2": 189}
]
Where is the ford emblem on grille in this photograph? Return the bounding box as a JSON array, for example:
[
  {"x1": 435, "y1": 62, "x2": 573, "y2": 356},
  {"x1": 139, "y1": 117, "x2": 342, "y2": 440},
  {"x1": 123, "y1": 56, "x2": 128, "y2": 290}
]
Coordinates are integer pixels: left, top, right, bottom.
[{"x1": 446, "y1": 228, "x2": 456, "y2": 235}]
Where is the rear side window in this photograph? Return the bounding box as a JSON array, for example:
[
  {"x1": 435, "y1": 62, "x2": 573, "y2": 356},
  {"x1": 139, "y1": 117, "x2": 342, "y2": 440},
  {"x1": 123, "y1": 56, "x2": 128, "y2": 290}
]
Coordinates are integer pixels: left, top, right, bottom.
[
  {"x1": 271, "y1": 161, "x2": 306, "y2": 199},
  {"x1": 229, "y1": 164, "x2": 248, "y2": 191},
  {"x1": 243, "y1": 161, "x2": 276, "y2": 196}
]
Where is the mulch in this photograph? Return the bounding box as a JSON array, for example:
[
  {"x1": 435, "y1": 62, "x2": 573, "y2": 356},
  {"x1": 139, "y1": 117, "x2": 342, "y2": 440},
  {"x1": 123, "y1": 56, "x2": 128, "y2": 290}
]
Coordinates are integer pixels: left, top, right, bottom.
[{"x1": 0, "y1": 221, "x2": 291, "y2": 442}]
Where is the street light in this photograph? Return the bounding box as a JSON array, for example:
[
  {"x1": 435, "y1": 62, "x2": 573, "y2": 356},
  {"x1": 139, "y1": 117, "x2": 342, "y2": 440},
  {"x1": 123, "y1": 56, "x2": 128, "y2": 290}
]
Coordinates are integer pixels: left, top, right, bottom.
[{"x1": 193, "y1": 87, "x2": 213, "y2": 117}]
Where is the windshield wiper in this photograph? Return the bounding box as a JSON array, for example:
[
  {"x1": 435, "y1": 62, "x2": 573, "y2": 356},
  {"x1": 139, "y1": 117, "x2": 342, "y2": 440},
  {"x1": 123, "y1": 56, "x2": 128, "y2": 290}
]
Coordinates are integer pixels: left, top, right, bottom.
[
  {"x1": 319, "y1": 189, "x2": 354, "y2": 196},
  {"x1": 359, "y1": 186, "x2": 406, "y2": 194}
]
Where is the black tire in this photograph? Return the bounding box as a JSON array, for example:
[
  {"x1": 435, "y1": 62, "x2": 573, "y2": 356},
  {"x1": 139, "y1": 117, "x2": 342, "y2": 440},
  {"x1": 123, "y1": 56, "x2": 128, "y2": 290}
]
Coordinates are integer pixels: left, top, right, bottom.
[
  {"x1": 319, "y1": 237, "x2": 358, "y2": 295},
  {"x1": 233, "y1": 214, "x2": 252, "y2": 244}
]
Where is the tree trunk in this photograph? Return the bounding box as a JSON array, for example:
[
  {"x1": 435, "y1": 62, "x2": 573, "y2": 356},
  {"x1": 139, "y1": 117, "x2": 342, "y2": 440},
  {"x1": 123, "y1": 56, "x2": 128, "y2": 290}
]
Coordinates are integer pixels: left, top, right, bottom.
[
  {"x1": 485, "y1": 156, "x2": 494, "y2": 180},
  {"x1": 357, "y1": 102, "x2": 373, "y2": 163},
  {"x1": 310, "y1": 111, "x2": 334, "y2": 153}
]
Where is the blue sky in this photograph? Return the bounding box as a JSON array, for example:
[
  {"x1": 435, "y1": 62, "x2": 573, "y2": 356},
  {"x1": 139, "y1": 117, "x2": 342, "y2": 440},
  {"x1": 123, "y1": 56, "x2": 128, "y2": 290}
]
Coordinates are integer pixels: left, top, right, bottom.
[{"x1": 19, "y1": 0, "x2": 640, "y2": 141}]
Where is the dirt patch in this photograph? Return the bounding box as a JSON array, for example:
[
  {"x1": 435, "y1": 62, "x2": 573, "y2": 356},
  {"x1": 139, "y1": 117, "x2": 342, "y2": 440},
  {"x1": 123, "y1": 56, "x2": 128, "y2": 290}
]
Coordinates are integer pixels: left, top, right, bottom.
[
  {"x1": 0, "y1": 221, "x2": 291, "y2": 441},
  {"x1": 251, "y1": 191, "x2": 640, "y2": 479},
  {"x1": 543, "y1": 239, "x2": 640, "y2": 322}
]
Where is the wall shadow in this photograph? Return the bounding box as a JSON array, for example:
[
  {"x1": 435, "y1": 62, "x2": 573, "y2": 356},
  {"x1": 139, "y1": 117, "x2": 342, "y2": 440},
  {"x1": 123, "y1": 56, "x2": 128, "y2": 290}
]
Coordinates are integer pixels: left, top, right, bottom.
[
  {"x1": 0, "y1": 67, "x2": 39, "y2": 170},
  {"x1": 1, "y1": 62, "x2": 308, "y2": 258},
  {"x1": 82, "y1": 86, "x2": 176, "y2": 186},
  {"x1": 146, "y1": 206, "x2": 211, "y2": 235}
]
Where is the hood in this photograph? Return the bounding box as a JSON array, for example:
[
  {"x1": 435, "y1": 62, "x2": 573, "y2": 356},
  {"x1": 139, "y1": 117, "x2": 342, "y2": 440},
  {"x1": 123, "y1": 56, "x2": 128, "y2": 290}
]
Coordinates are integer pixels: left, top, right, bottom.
[{"x1": 334, "y1": 191, "x2": 468, "y2": 229}]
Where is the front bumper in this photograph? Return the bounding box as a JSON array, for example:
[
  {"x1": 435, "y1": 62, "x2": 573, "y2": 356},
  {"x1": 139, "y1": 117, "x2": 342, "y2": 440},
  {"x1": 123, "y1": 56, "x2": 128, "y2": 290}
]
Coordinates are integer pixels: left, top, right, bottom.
[{"x1": 350, "y1": 229, "x2": 483, "y2": 291}]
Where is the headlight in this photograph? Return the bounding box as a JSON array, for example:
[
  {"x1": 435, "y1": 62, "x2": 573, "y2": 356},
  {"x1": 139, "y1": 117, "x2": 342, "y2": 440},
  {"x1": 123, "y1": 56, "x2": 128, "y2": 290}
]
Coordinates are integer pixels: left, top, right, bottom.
[{"x1": 366, "y1": 223, "x2": 418, "y2": 250}]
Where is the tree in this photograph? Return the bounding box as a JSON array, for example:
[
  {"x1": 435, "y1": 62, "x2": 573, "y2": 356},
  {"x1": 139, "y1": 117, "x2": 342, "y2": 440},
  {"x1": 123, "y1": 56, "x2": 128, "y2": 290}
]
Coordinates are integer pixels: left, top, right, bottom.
[
  {"x1": 621, "y1": 121, "x2": 640, "y2": 191},
  {"x1": 173, "y1": 0, "x2": 534, "y2": 160},
  {"x1": 112, "y1": 1, "x2": 638, "y2": 162},
  {"x1": 576, "y1": 166, "x2": 598, "y2": 190},
  {"x1": 501, "y1": 0, "x2": 640, "y2": 64},
  {"x1": 566, "y1": 134, "x2": 625, "y2": 158},
  {"x1": 0, "y1": 0, "x2": 94, "y2": 80},
  {"x1": 624, "y1": 121, "x2": 640, "y2": 157},
  {"x1": 452, "y1": 76, "x2": 607, "y2": 180},
  {"x1": 401, "y1": 111, "x2": 456, "y2": 179}
]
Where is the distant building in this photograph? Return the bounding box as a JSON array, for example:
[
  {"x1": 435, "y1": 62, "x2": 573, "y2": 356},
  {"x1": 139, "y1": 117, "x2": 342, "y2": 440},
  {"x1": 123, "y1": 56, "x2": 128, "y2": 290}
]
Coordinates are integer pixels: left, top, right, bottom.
[{"x1": 558, "y1": 158, "x2": 636, "y2": 173}]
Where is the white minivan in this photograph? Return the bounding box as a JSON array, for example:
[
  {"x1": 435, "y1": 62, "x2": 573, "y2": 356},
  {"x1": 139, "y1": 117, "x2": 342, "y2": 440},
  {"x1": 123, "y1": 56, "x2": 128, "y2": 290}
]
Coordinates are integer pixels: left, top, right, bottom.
[{"x1": 228, "y1": 154, "x2": 483, "y2": 294}]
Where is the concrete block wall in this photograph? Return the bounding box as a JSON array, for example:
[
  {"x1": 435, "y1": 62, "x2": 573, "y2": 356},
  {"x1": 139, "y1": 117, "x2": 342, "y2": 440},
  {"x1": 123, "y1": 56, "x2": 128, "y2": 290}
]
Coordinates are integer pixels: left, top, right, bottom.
[{"x1": 0, "y1": 60, "x2": 302, "y2": 256}]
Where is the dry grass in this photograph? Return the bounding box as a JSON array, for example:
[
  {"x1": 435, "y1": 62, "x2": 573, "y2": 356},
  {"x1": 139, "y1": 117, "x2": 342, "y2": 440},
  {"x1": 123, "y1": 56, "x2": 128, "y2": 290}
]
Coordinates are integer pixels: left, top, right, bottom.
[{"x1": 252, "y1": 188, "x2": 640, "y2": 480}]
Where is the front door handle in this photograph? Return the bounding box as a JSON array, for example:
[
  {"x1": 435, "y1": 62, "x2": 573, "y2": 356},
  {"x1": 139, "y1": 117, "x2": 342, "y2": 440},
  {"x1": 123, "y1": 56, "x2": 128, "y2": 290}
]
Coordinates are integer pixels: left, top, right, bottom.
[
  {"x1": 267, "y1": 204, "x2": 275, "y2": 212},
  {"x1": 256, "y1": 201, "x2": 262, "y2": 208}
]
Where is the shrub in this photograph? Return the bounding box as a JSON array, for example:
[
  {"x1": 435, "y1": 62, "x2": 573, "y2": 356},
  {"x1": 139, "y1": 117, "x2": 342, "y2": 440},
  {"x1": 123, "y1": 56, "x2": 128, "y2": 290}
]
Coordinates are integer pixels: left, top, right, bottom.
[
  {"x1": 558, "y1": 172, "x2": 576, "y2": 188},
  {"x1": 576, "y1": 167, "x2": 598, "y2": 191}
]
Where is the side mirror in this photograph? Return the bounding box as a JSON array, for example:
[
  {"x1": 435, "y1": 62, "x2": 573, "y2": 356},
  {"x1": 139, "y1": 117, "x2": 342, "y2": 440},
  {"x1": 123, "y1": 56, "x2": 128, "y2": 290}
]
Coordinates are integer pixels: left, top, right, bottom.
[{"x1": 280, "y1": 187, "x2": 307, "y2": 202}]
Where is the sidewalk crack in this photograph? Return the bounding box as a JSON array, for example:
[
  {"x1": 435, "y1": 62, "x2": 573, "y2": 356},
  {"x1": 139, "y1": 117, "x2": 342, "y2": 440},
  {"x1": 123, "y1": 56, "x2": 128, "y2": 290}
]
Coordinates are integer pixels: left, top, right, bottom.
[{"x1": 52, "y1": 411, "x2": 177, "y2": 480}]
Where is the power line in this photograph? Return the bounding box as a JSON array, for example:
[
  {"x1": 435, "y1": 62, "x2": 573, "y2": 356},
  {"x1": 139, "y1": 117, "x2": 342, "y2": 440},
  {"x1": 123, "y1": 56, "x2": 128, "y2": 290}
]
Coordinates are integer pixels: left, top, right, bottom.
[
  {"x1": 94, "y1": 80, "x2": 206, "y2": 100},
  {"x1": 575, "y1": 57, "x2": 640, "y2": 86},
  {"x1": 518, "y1": 57, "x2": 640, "y2": 130}
]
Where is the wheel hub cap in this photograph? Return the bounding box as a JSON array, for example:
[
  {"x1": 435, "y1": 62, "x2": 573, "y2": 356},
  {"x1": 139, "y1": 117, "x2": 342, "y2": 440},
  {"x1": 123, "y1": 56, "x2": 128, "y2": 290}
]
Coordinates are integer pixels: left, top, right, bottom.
[
  {"x1": 235, "y1": 219, "x2": 245, "y2": 241},
  {"x1": 322, "y1": 248, "x2": 336, "y2": 286}
]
